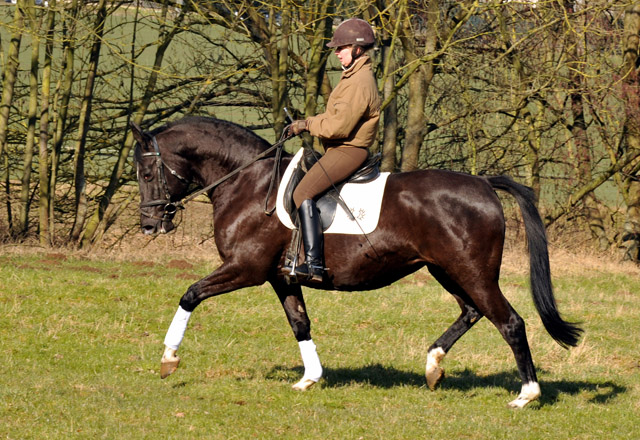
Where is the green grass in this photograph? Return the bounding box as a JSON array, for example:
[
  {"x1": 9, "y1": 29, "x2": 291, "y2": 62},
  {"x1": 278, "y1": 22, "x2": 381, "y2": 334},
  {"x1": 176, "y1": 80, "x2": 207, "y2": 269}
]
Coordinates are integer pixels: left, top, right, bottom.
[{"x1": 0, "y1": 250, "x2": 638, "y2": 439}]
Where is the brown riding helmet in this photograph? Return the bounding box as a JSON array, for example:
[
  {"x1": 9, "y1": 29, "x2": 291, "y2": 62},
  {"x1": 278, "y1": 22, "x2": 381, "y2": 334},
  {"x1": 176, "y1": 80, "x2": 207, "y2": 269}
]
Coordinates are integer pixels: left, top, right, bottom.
[{"x1": 326, "y1": 18, "x2": 375, "y2": 48}]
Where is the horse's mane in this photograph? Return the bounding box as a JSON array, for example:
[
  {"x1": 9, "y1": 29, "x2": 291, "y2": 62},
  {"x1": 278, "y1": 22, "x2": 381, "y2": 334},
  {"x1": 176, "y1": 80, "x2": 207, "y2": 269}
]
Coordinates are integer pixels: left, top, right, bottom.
[
  {"x1": 147, "y1": 116, "x2": 274, "y2": 166},
  {"x1": 154, "y1": 116, "x2": 270, "y2": 146}
]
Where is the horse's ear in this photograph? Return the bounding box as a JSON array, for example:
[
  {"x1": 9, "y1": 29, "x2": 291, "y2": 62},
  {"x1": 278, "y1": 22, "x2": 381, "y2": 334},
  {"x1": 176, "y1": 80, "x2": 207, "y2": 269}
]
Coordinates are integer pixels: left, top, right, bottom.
[{"x1": 130, "y1": 121, "x2": 149, "y2": 146}]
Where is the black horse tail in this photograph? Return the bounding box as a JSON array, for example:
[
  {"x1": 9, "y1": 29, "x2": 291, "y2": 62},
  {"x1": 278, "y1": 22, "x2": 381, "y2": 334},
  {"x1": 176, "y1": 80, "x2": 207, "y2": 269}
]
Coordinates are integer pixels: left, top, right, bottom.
[{"x1": 487, "y1": 175, "x2": 583, "y2": 349}]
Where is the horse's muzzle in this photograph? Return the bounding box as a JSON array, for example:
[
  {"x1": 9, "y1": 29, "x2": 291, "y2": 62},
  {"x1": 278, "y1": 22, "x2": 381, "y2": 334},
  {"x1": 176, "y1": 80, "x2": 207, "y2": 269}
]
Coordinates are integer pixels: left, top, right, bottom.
[{"x1": 140, "y1": 216, "x2": 175, "y2": 235}]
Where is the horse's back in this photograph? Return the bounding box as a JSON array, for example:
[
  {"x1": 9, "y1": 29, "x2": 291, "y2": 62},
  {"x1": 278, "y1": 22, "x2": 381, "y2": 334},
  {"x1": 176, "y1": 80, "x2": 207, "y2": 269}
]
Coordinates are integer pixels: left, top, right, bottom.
[
  {"x1": 379, "y1": 169, "x2": 506, "y2": 269},
  {"x1": 323, "y1": 169, "x2": 507, "y2": 290},
  {"x1": 383, "y1": 169, "x2": 505, "y2": 223}
]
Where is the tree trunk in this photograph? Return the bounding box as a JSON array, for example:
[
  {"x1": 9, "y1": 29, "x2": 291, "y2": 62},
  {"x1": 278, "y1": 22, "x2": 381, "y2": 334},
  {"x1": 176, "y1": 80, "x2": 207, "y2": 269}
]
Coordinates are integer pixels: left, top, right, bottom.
[
  {"x1": 398, "y1": 3, "x2": 422, "y2": 171},
  {"x1": 380, "y1": 38, "x2": 398, "y2": 172},
  {"x1": 620, "y1": 4, "x2": 640, "y2": 261},
  {"x1": 401, "y1": 71, "x2": 425, "y2": 172},
  {"x1": 0, "y1": 3, "x2": 24, "y2": 232},
  {"x1": 17, "y1": 3, "x2": 41, "y2": 237},
  {"x1": 564, "y1": 0, "x2": 608, "y2": 249},
  {"x1": 302, "y1": 2, "x2": 333, "y2": 152},
  {"x1": 39, "y1": 2, "x2": 56, "y2": 246},
  {"x1": 0, "y1": 2, "x2": 23, "y2": 160},
  {"x1": 399, "y1": 0, "x2": 438, "y2": 172},
  {"x1": 270, "y1": 3, "x2": 290, "y2": 137},
  {"x1": 377, "y1": 1, "x2": 402, "y2": 172},
  {"x1": 70, "y1": 0, "x2": 108, "y2": 244},
  {"x1": 303, "y1": 2, "x2": 333, "y2": 117},
  {"x1": 49, "y1": 0, "x2": 79, "y2": 242},
  {"x1": 3, "y1": 154, "x2": 11, "y2": 233}
]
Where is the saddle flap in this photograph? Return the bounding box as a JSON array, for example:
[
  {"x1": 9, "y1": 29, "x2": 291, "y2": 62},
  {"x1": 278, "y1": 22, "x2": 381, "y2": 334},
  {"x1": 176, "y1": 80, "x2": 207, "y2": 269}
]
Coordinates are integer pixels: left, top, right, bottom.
[
  {"x1": 282, "y1": 149, "x2": 319, "y2": 226},
  {"x1": 276, "y1": 148, "x2": 389, "y2": 235}
]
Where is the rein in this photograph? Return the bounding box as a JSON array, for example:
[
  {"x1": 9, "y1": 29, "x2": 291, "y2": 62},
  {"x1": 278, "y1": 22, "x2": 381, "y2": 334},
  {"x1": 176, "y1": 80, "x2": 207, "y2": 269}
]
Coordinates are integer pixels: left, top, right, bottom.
[{"x1": 139, "y1": 127, "x2": 291, "y2": 220}]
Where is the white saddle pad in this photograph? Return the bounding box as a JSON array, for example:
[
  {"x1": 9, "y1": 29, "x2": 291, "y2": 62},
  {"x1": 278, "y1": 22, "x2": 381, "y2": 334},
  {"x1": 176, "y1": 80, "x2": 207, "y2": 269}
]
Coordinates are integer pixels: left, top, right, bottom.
[{"x1": 275, "y1": 149, "x2": 390, "y2": 235}]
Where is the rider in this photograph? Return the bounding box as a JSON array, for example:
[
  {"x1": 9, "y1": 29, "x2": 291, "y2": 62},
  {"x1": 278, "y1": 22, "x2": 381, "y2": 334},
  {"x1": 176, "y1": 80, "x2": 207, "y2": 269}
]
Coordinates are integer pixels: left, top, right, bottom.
[{"x1": 286, "y1": 18, "x2": 381, "y2": 282}]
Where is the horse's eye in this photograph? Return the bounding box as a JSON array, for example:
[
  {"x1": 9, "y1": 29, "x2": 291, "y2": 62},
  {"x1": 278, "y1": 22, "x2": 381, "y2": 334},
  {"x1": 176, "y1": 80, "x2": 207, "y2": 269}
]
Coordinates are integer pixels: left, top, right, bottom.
[{"x1": 143, "y1": 173, "x2": 152, "y2": 182}]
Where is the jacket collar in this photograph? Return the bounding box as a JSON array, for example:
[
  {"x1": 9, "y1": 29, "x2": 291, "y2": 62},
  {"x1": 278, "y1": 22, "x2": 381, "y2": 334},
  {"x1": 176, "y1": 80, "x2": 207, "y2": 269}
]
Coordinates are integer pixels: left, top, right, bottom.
[{"x1": 341, "y1": 55, "x2": 370, "y2": 79}]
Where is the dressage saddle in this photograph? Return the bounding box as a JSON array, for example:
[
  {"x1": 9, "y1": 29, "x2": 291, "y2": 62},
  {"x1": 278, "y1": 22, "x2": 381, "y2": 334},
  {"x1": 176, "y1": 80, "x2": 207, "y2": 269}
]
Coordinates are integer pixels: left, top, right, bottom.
[{"x1": 282, "y1": 149, "x2": 381, "y2": 231}]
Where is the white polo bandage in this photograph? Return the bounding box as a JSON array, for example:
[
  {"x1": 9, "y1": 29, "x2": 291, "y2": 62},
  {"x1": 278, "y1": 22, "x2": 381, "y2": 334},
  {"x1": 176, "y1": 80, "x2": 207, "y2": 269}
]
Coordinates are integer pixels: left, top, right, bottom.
[
  {"x1": 164, "y1": 306, "x2": 192, "y2": 350},
  {"x1": 298, "y1": 339, "x2": 323, "y2": 382}
]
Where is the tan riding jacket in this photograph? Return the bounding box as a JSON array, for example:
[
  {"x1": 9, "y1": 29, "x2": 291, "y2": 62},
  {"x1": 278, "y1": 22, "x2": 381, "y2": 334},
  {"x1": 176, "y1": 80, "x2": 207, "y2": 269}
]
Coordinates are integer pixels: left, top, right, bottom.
[{"x1": 306, "y1": 55, "x2": 380, "y2": 149}]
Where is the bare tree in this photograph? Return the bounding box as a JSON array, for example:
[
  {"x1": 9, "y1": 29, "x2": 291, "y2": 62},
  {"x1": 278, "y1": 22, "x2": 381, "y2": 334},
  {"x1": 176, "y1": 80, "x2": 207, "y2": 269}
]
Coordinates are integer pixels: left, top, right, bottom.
[
  {"x1": 0, "y1": 2, "x2": 24, "y2": 234},
  {"x1": 38, "y1": 1, "x2": 57, "y2": 245},
  {"x1": 376, "y1": 1, "x2": 400, "y2": 171},
  {"x1": 48, "y1": 0, "x2": 79, "y2": 243},
  {"x1": 620, "y1": 3, "x2": 640, "y2": 260},
  {"x1": 0, "y1": 0, "x2": 638, "y2": 259},
  {"x1": 81, "y1": 0, "x2": 190, "y2": 247},
  {"x1": 15, "y1": 1, "x2": 46, "y2": 237}
]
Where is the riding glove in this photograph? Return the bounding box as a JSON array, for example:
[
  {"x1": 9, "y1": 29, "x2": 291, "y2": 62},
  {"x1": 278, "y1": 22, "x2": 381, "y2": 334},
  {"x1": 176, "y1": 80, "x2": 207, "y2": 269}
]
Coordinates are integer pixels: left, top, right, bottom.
[{"x1": 290, "y1": 119, "x2": 308, "y2": 136}]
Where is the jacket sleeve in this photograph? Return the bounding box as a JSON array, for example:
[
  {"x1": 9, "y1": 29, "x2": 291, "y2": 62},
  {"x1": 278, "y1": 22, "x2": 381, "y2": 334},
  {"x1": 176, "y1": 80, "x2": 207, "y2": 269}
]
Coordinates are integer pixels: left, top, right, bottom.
[{"x1": 307, "y1": 83, "x2": 368, "y2": 140}]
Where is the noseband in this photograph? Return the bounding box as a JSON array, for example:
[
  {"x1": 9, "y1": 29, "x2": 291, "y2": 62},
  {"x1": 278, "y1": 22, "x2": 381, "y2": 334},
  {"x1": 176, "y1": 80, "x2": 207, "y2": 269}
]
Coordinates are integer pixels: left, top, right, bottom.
[{"x1": 139, "y1": 136, "x2": 190, "y2": 222}]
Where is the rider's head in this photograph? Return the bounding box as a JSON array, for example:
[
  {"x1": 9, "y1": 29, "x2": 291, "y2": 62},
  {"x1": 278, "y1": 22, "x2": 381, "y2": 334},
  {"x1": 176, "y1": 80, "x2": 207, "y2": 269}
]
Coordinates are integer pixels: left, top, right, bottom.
[{"x1": 326, "y1": 18, "x2": 375, "y2": 69}]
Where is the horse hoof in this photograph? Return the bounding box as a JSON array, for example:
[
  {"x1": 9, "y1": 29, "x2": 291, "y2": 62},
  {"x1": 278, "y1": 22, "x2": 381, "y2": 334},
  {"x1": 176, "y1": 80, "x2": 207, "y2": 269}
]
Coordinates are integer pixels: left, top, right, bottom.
[
  {"x1": 426, "y1": 367, "x2": 445, "y2": 390},
  {"x1": 160, "y1": 357, "x2": 180, "y2": 379},
  {"x1": 507, "y1": 398, "x2": 530, "y2": 409},
  {"x1": 292, "y1": 378, "x2": 317, "y2": 391}
]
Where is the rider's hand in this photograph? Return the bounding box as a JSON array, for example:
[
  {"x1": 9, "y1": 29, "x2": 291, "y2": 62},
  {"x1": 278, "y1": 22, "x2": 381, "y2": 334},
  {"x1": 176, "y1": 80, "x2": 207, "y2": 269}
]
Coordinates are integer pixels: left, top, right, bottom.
[{"x1": 289, "y1": 119, "x2": 308, "y2": 136}]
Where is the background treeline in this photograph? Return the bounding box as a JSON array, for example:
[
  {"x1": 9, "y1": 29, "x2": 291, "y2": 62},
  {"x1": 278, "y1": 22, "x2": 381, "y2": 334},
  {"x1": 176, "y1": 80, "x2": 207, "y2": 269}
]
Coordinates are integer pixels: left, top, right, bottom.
[{"x1": 0, "y1": 0, "x2": 639, "y2": 261}]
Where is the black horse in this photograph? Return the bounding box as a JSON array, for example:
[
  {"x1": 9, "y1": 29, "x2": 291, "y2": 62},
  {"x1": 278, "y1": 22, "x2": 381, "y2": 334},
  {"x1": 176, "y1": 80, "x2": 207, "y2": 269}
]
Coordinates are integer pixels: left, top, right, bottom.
[{"x1": 131, "y1": 116, "x2": 581, "y2": 408}]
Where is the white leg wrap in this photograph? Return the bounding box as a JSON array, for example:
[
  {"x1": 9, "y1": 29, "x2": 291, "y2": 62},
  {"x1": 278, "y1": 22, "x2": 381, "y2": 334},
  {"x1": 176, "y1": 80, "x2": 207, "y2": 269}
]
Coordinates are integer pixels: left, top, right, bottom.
[
  {"x1": 508, "y1": 381, "x2": 541, "y2": 408},
  {"x1": 299, "y1": 339, "x2": 323, "y2": 382},
  {"x1": 426, "y1": 347, "x2": 446, "y2": 371},
  {"x1": 163, "y1": 306, "x2": 192, "y2": 351}
]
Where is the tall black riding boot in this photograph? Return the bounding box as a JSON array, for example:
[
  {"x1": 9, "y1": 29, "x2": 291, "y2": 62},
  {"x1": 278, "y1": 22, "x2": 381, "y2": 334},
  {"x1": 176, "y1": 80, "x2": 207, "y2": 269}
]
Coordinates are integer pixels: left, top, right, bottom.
[{"x1": 295, "y1": 199, "x2": 325, "y2": 282}]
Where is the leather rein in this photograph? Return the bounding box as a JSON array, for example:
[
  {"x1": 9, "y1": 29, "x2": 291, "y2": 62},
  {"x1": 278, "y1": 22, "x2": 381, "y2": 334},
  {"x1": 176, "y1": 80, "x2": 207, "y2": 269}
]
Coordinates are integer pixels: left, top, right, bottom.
[{"x1": 138, "y1": 127, "x2": 291, "y2": 222}]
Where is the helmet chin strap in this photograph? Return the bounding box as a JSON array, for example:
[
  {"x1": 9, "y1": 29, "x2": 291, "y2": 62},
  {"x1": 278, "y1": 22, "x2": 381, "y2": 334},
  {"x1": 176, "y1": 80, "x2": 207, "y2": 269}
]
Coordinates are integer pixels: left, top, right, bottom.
[{"x1": 342, "y1": 46, "x2": 364, "y2": 70}]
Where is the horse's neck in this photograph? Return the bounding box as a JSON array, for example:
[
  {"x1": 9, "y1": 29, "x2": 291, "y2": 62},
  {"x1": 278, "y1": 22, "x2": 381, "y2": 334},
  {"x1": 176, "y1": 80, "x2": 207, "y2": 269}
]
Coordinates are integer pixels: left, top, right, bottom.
[
  {"x1": 172, "y1": 130, "x2": 268, "y2": 187},
  {"x1": 201, "y1": 144, "x2": 270, "y2": 183}
]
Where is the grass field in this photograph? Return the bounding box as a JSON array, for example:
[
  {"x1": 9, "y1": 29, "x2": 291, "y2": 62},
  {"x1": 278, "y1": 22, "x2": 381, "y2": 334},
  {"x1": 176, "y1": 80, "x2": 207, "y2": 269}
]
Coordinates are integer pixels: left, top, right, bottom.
[{"x1": 0, "y1": 245, "x2": 638, "y2": 439}]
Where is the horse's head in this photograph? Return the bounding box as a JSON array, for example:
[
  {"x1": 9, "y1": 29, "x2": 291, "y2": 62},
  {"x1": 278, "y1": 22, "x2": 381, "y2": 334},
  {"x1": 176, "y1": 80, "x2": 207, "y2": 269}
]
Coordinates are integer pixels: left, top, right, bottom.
[{"x1": 131, "y1": 122, "x2": 191, "y2": 235}]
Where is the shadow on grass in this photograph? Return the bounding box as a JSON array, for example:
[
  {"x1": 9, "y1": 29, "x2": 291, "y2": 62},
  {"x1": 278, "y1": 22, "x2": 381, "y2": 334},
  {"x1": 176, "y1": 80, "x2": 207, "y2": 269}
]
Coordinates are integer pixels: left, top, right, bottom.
[
  {"x1": 267, "y1": 364, "x2": 627, "y2": 406},
  {"x1": 441, "y1": 368, "x2": 627, "y2": 407},
  {"x1": 267, "y1": 364, "x2": 425, "y2": 388}
]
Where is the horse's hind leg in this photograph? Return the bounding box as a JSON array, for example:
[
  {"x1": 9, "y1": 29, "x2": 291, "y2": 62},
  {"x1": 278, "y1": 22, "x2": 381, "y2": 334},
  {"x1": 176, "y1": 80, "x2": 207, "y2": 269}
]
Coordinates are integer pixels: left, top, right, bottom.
[
  {"x1": 425, "y1": 265, "x2": 483, "y2": 389},
  {"x1": 426, "y1": 300, "x2": 482, "y2": 390},
  {"x1": 270, "y1": 278, "x2": 322, "y2": 391},
  {"x1": 428, "y1": 265, "x2": 539, "y2": 408},
  {"x1": 468, "y1": 284, "x2": 540, "y2": 408},
  {"x1": 485, "y1": 299, "x2": 540, "y2": 408}
]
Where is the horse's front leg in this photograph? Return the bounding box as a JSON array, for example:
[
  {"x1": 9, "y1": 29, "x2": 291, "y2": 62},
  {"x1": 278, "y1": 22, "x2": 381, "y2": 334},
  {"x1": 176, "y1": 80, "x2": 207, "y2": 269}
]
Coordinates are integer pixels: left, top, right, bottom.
[
  {"x1": 160, "y1": 261, "x2": 260, "y2": 379},
  {"x1": 161, "y1": 306, "x2": 191, "y2": 378},
  {"x1": 270, "y1": 278, "x2": 323, "y2": 390}
]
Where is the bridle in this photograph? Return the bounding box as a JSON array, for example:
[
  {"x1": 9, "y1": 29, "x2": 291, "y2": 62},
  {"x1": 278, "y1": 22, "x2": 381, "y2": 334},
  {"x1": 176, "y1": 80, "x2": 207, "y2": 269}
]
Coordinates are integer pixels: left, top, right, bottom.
[
  {"x1": 138, "y1": 136, "x2": 190, "y2": 223},
  {"x1": 137, "y1": 126, "x2": 291, "y2": 223}
]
